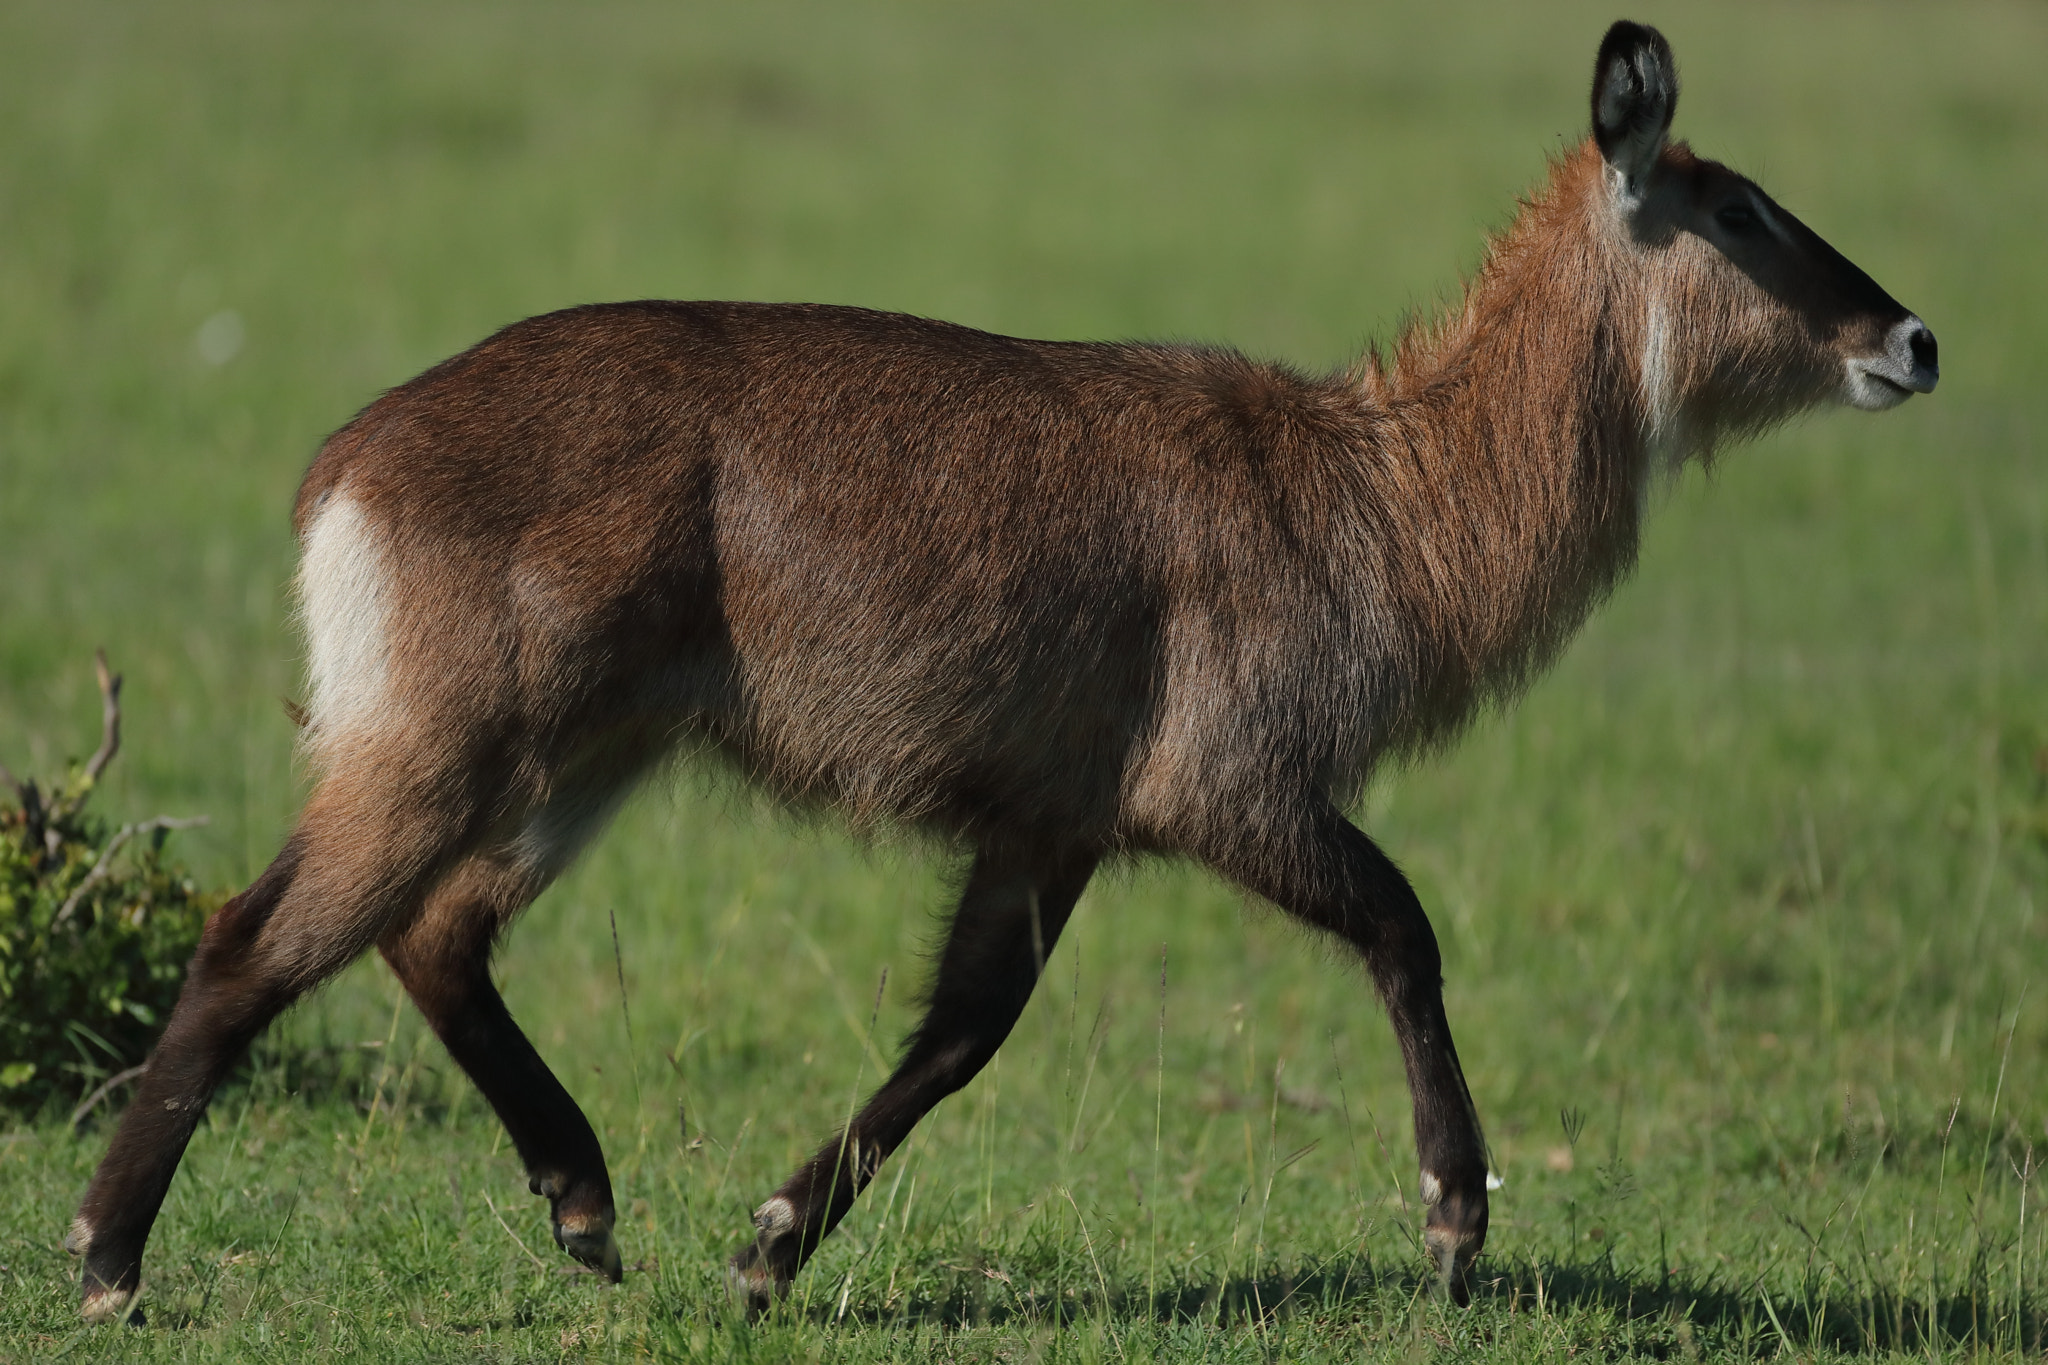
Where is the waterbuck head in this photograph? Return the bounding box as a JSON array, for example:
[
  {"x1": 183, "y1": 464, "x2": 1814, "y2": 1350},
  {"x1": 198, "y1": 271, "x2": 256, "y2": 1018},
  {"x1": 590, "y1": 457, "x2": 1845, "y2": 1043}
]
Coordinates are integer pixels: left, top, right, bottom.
[{"x1": 1591, "y1": 21, "x2": 1937, "y2": 452}]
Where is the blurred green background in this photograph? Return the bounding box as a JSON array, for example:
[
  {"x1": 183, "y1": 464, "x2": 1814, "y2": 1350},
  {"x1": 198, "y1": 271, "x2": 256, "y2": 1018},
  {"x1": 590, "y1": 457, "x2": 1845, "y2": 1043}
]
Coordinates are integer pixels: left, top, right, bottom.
[{"x1": 2, "y1": 1, "x2": 2045, "y2": 1359}]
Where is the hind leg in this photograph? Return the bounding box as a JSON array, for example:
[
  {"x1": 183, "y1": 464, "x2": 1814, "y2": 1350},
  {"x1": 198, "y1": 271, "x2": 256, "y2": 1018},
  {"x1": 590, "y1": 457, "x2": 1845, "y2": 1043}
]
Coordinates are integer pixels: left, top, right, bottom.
[
  {"x1": 379, "y1": 853, "x2": 622, "y2": 1280},
  {"x1": 67, "y1": 763, "x2": 484, "y2": 1323},
  {"x1": 730, "y1": 841, "x2": 1098, "y2": 1308}
]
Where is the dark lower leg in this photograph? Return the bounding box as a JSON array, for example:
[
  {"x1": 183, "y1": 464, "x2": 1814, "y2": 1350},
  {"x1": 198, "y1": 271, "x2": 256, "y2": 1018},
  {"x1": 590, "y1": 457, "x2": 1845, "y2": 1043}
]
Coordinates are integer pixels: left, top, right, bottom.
[
  {"x1": 70, "y1": 768, "x2": 482, "y2": 1324},
  {"x1": 1386, "y1": 978, "x2": 1490, "y2": 1301},
  {"x1": 382, "y1": 917, "x2": 620, "y2": 1279},
  {"x1": 1204, "y1": 806, "x2": 1490, "y2": 1302},
  {"x1": 730, "y1": 844, "x2": 1097, "y2": 1307},
  {"x1": 67, "y1": 836, "x2": 308, "y2": 1320}
]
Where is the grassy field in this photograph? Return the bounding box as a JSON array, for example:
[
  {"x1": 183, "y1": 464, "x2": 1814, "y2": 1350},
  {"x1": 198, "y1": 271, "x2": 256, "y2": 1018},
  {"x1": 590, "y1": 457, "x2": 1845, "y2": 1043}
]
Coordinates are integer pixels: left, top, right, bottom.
[{"x1": 4, "y1": 1, "x2": 2047, "y2": 1359}]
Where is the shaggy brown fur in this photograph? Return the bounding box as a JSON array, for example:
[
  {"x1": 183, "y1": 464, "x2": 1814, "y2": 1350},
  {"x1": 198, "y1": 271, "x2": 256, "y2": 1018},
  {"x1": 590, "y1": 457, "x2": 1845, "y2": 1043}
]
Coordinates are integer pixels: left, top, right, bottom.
[{"x1": 69, "y1": 21, "x2": 1934, "y2": 1322}]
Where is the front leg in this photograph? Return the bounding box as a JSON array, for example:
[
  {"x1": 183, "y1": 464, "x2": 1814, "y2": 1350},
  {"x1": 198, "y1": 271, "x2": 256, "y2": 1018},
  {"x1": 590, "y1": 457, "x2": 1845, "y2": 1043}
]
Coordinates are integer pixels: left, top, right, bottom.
[{"x1": 1193, "y1": 800, "x2": 1490, "y2": 1302}]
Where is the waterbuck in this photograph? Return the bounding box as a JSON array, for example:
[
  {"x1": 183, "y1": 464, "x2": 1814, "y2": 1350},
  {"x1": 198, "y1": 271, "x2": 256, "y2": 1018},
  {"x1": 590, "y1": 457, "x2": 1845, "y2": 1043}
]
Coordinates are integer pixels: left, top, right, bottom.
[{"x1": 68, "y1": 20, "x2": 1935, "y2": 1320}]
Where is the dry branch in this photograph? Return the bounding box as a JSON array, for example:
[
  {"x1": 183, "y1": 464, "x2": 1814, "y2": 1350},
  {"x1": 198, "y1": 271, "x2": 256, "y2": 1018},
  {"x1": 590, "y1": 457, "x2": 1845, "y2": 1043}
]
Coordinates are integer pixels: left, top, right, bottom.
[
  {"x1": 52, "y1": 649, "x2": 124, "y2": 822},
  {"x1": 80, "y1": 648, "x2": 123, "y2": 789},
  {"x1": 52, "y1": 815, "x2": 210, "y2": 927},
  {"x1": 67, "y1": 1063, "x2": 148, "y2": 1131}
]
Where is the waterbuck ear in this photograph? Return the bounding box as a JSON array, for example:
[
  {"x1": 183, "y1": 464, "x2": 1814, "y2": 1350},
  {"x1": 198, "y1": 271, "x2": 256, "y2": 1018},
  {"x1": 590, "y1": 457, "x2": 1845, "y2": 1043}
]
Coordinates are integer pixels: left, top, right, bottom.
[{"x1": 1591, "y1": 21, "x2": 1678, "y2": 197}]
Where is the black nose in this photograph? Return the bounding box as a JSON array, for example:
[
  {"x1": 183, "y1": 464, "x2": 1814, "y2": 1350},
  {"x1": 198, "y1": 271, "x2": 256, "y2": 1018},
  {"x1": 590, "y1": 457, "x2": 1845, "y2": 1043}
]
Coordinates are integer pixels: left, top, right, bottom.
[{"x1": 1908, "y1": 321, "x2": 1938, "y2": 376}]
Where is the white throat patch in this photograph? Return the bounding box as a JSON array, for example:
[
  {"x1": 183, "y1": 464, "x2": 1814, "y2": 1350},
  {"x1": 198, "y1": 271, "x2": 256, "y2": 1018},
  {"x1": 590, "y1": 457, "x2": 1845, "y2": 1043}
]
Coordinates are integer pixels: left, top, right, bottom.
[
  {"x1": 1641, "y1": 294, "x2": 1673, "y2": 441},
  {"x1": 1638, "y1": 293, "x2": 1693, "y2": 478}
]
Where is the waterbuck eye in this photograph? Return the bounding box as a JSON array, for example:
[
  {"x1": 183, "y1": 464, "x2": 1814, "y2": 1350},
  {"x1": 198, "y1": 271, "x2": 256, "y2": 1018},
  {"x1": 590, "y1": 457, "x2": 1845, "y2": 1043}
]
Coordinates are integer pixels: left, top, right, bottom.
[{"x1": 1715, "y1": 202, "x2": 1761, "y2": 234}]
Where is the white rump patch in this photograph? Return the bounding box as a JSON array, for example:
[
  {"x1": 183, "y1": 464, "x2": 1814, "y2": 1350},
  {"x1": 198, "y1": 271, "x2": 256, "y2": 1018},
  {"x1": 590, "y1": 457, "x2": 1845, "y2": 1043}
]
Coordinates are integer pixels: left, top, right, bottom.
[{"x1": 296, "y1": 493, "x2": 395, "y2": 749}]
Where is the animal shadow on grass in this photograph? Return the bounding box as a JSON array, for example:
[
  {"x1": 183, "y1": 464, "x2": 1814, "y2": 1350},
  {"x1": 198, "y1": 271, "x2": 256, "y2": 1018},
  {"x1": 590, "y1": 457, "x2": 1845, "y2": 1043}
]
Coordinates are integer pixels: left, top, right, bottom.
[
  {"x1": 1475, "y1": 1257, "x2": 2046, "y2": 1357},
  {"x1": 812, "y1": 1254, "x2": 2044, "y2": 1355}
]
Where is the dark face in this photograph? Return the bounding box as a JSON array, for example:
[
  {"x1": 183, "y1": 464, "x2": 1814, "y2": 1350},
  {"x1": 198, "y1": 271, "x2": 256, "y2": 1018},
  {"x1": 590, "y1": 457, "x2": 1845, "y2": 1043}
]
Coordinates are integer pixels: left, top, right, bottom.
[
  {"x1": 1631, "y1": 151, "x2": 1938, "y2": 419},
  {"x1": 1589, "y1": 20, "x2": 1936, "y2": 446}
]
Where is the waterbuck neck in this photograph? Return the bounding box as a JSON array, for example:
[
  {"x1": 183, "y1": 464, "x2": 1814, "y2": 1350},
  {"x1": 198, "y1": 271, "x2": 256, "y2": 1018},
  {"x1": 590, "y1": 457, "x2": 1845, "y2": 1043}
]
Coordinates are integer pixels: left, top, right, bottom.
[{"x1": 1353, "y1": 147, "x2": 1651, "y2": 737}]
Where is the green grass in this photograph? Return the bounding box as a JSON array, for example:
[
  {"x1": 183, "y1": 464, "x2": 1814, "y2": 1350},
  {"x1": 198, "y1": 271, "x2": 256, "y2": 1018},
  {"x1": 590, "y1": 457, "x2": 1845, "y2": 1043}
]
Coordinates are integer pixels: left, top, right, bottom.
[{"x1": 4, "y1": 0, "x2": 2047, "y2": 1359}]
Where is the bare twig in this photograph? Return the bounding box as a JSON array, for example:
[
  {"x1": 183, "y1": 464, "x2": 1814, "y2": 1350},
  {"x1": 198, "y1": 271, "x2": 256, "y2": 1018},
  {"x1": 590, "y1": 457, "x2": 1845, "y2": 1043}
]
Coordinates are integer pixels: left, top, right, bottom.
[
  {"x1": 68, "y1": 1063, "x2": 148, "y2": 1130},
  {"x1": 11, "y1": 650, "x2": 123, "y2": 844},
  {"x1": 78, "y1": 649, "x2": 123, "y2": 796},
  {"x1": 52, "y1": 815, "x2": 210, "y2": 926}
]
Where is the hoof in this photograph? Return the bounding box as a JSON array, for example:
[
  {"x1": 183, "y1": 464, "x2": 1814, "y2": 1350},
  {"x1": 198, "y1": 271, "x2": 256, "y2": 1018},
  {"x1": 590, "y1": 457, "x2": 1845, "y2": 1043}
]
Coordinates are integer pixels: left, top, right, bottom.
[
  {"x1": 1424, "y1": 1224, "x2": 1480, "y2": 1307},
  {"x1": 79, "y1": 1282, "x2": 143, "y2": 1327},
  {"x1": 727, "y1": 1195, "x2": 800, "y2": 1316},
  {"x1": 554, "y1": 1212, "x2": 623, "y2": 1283},
  {"x1": 69, "y1": 1219, "x2": 145, "y2": 1325},
  {"x1": 726, "y1": 1253, "x2": 788, "y2": 1317}
]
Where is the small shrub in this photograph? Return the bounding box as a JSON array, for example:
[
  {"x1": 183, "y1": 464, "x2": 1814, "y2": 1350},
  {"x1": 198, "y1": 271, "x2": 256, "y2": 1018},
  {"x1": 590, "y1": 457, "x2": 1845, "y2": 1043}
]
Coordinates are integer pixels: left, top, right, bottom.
[{"x1": 0, "y1": 653, "x2": 220, "y2": 1116}]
